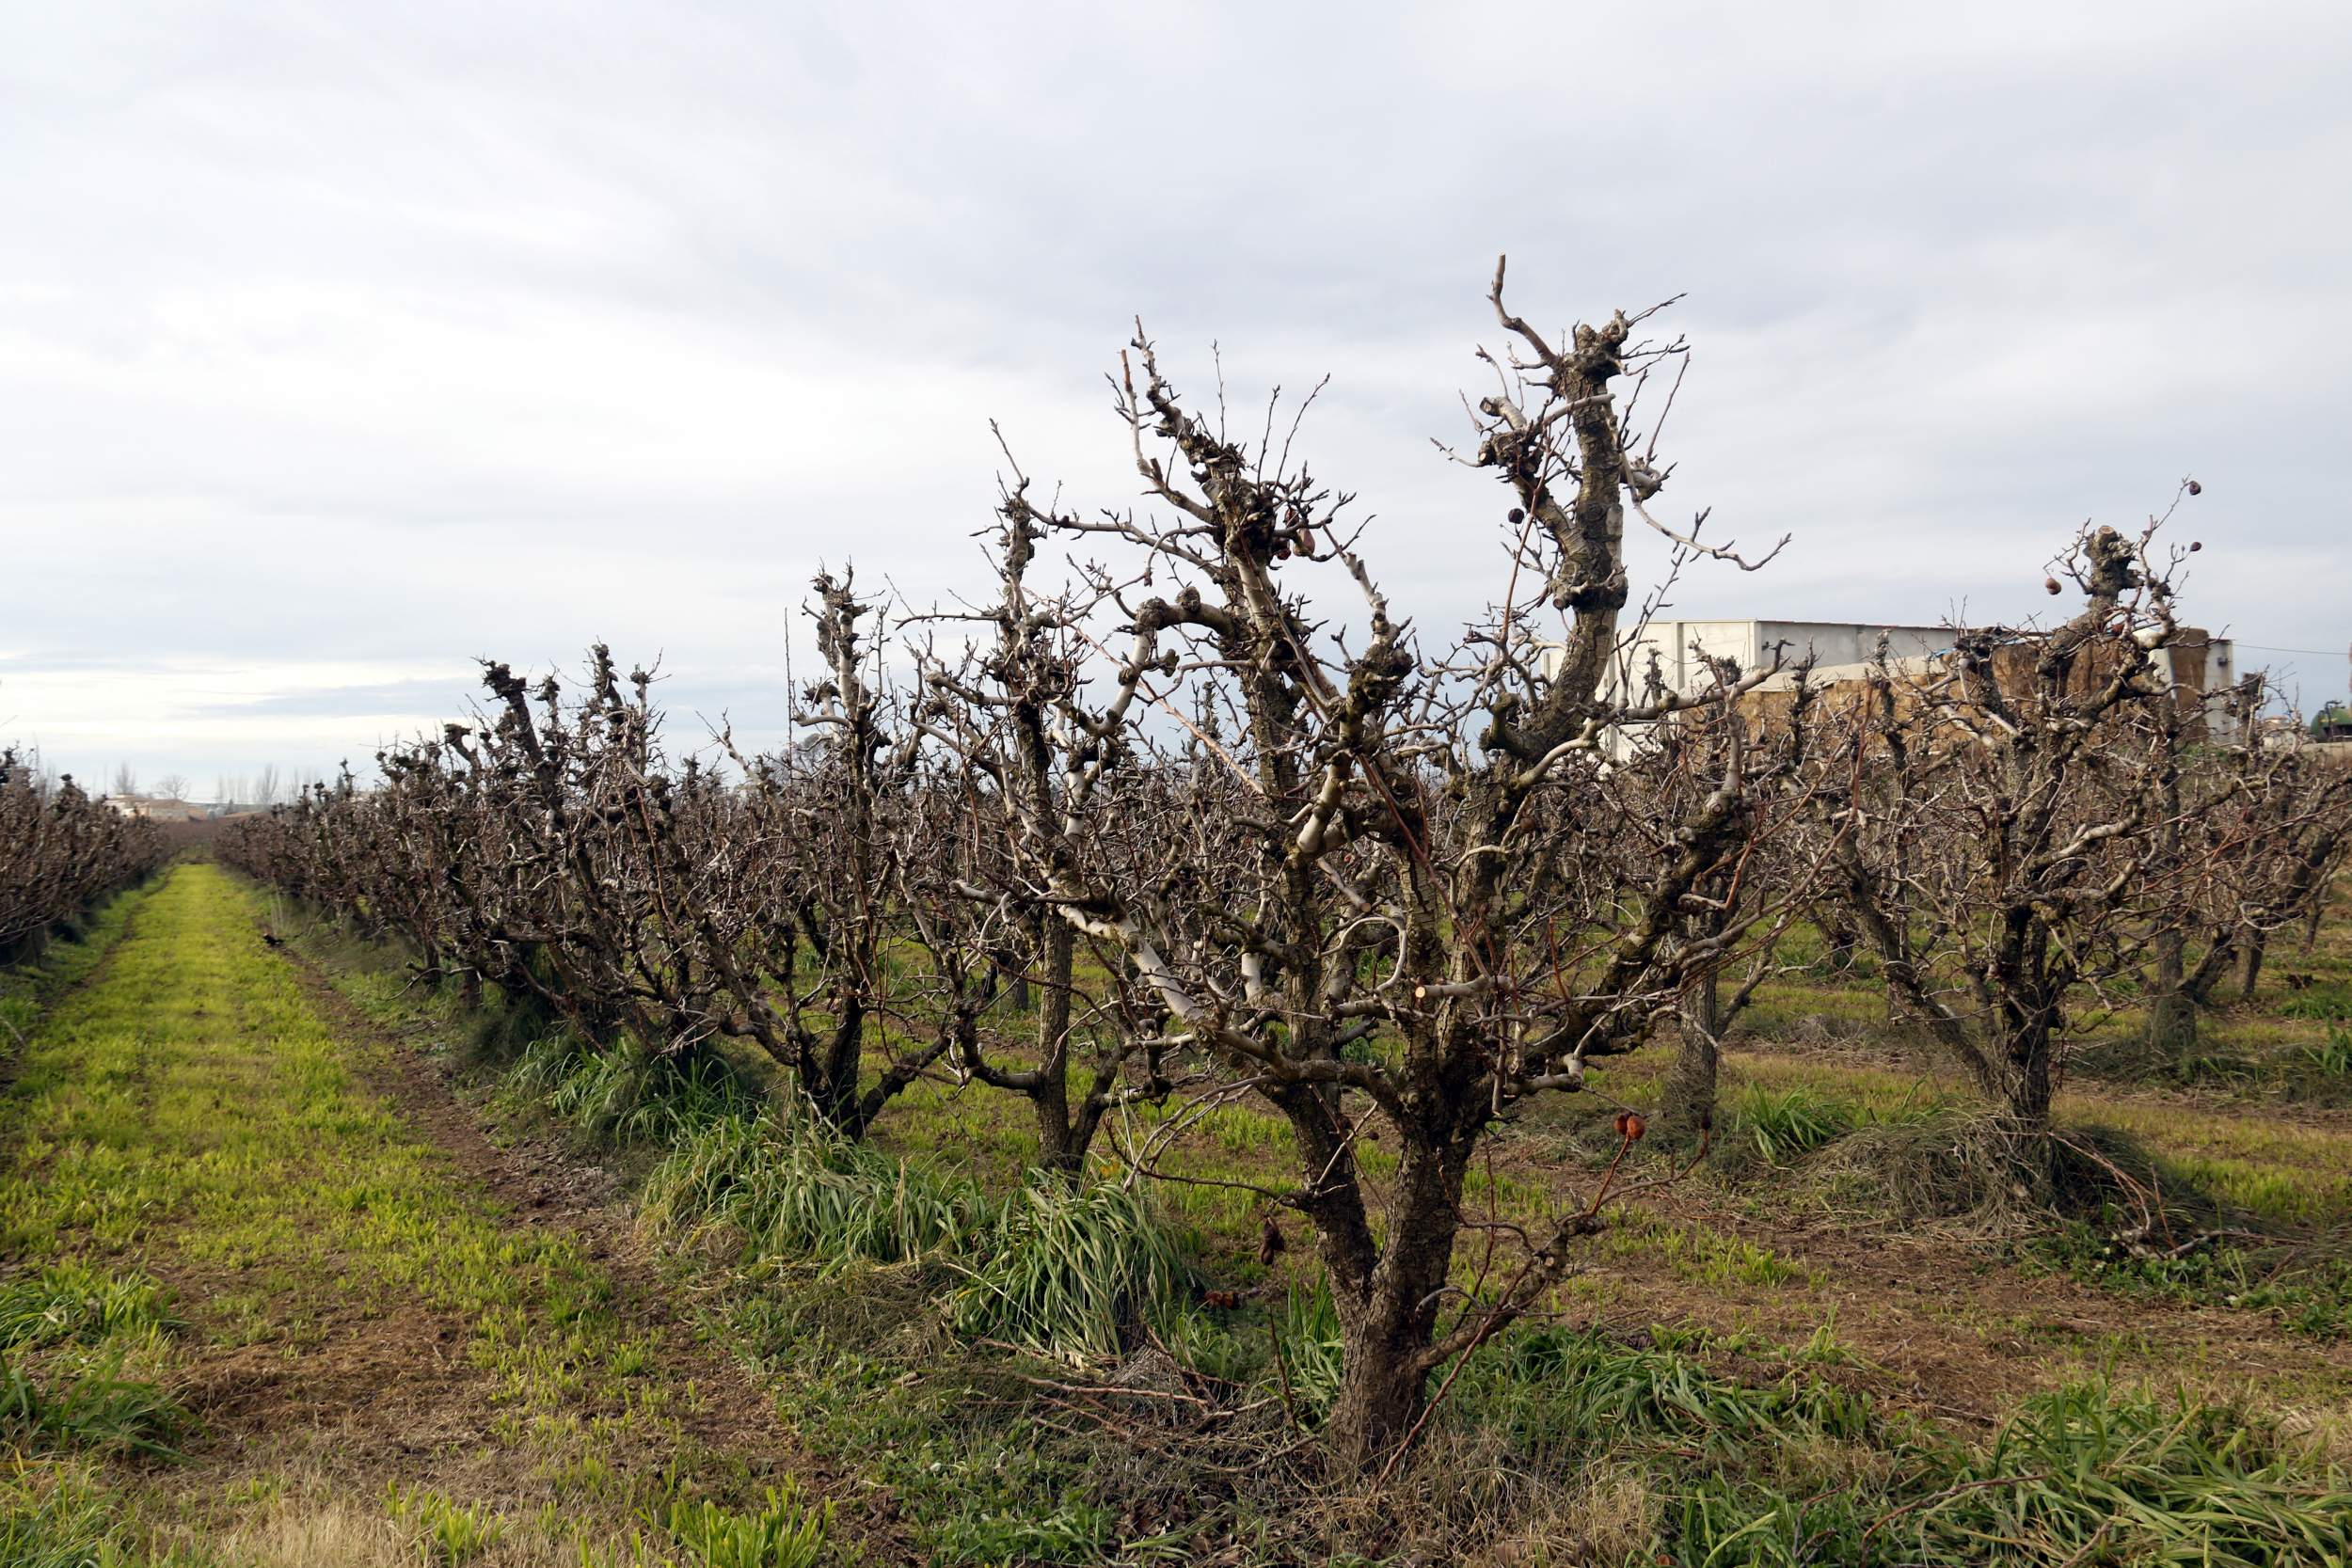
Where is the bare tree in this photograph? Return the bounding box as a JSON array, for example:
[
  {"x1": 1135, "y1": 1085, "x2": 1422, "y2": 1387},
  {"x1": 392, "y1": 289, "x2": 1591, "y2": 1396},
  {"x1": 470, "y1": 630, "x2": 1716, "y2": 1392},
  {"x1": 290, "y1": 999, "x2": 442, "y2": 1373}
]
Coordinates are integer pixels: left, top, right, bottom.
[
  {"x1": 2, "y1": 750, "x2": 165, "y2": 960},
  {"x1": 1820, "y1": 511, "x2": 2232, "y2": 1165},
  {"x1": 691, "y1": 574, "x2": 956, "y2": 1134},
  {"x1": 2140, "y1": 682, "x2": 2352, "y2": 1030},
  {"x1": 956, "y1": 262, "x2": 1815, "y2": 1466},
  {"x1": 1649, "y1": 675, "x2": 1828, "y2": 1146},
  {"x1": 905, "y1": 489, "x2": 1176, "y2": 1177}
]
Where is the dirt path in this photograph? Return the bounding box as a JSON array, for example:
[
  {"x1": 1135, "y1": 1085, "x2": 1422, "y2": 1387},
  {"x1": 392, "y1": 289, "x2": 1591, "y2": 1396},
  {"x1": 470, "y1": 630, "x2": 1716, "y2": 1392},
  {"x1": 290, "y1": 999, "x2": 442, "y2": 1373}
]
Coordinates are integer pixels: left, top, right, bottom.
[
  {"x1": 1480, "y1": 1037, "x2": 2352, "y2": 1431},
  {"x1": 0, "y1": 863, "x2": 894, "y2": 1566},
  {"x1": 1581, "y1": 1178, "x2": 2352, "y2": 1427}
]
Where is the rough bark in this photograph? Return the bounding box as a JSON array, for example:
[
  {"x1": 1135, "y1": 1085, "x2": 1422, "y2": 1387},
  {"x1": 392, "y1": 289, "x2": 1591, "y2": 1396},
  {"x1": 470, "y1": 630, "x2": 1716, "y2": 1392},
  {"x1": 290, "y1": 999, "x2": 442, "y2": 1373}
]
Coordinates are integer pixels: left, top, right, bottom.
[{"x1": 1660, "y1": 968, "x2": 1723, "y2": 1148}]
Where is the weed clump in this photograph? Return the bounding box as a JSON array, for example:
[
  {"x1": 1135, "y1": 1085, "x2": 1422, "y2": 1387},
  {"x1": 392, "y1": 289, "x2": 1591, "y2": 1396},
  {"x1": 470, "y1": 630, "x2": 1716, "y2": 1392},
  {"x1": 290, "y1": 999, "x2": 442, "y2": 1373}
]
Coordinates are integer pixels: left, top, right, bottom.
[
  {"x1": 0, "y1": 1354, "x2": 186, "y2": 1459},
  {"x1": 516, "y1": 1032, "x2": 762, "y2": 1147},
  {"x1": 0, "y1": 1264, "x2": 178, "y2": 1350},
  {"x1": 1803, "y1": 1111, "x2": 2027, "y2": 1229},
  {"x1": 660, "y1": 1481, "x2": 832, "y2": 1568},
  {"x1": 1729, "y1": 1085, "x2": 1859, "y2": 1164},
  {"x1": 643, "y1": 1110, "x2": 995, "y2": 1273},
  {"x1": 946, "y1": 1181, "x2": 1193, "y2": 1362}
]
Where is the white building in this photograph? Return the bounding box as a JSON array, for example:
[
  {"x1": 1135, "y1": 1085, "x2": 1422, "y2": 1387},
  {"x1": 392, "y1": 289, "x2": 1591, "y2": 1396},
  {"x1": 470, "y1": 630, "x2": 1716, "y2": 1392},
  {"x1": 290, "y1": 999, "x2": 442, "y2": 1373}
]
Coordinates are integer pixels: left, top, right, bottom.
[
  {"x1": 1603, "y1": 618, "x2": 2242, "y2": 743},
  {"x1": 104, "y1": 794, "x2": 213, "y2": 822},
  {"x1": 1614, "y1": 620, "x2": 1955, "y2": 700}
]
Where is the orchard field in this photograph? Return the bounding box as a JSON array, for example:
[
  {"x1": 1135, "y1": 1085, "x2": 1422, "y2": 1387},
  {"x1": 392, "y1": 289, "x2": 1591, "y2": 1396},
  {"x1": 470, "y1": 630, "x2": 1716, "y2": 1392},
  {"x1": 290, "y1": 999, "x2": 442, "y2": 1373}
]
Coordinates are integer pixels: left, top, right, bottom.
[
  {"x1": 8, "y1": 276, "x2": 2352, "y2": 1565},
  {"x1": 0, "y1": 853, "x2": 2345, "y2": 1564}
]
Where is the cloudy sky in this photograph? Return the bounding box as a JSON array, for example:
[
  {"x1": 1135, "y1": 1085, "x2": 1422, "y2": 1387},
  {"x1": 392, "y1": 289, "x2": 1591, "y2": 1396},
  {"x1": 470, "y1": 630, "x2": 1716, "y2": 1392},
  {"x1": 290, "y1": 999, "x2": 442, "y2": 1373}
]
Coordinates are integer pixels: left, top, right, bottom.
[{"x1": 6, "y1": 2, "x2": 2347, "y2": 796}]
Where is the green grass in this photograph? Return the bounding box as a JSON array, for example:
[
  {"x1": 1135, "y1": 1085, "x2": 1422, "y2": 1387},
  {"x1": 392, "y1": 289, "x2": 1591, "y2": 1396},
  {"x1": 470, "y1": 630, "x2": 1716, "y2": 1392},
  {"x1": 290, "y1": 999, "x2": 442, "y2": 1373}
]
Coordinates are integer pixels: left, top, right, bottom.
[
  {"x1": 1601, "y1": 1213, "x2": 1819, "y2": 1289},
  {"x1": 0, "y1": 1354, "x2": 187, "y2": 1459},
  {"x1": 272, "y1": 876, "x2": 2352, "y2": 1565},
  {"x1": 0, "y1": 863, "x2": 839, "y2": 1564},
  {"x1": 2279, "y1": 983, "x2": 2352, "y2": 1022},
  {"x1": 0, "y1": 878, "x2": 152, "y2": 1055},
  {"x1": 946, "y1": 1180, "x2": 1193, "y2": 1360},
  {"x1": 2031, "y1": 1225, "x2": 2352, "y2": 1341}
]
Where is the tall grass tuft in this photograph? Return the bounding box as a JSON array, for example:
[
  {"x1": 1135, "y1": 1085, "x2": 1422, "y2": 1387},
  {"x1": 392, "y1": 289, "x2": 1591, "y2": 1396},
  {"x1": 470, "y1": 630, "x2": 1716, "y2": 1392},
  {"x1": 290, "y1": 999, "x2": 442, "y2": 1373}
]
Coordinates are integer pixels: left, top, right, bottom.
[
  {"x1": 1904, "y1": 1380, "x2": 2352, "y2": 1565},
  {"x1": 0, "y1": 1466, "x2": 125, "y2": 1568},
  {"x1": 1266, "y1": 1278, "x2": 1344, "y2": 1418},
  {"x1": 660, "y1": 1481, "x2": 832, "y2": 1568},
  {"x1": 516, "y1": 1034, "x2": 760, "y2": 1148},
  {"x1": 1731, "y1": 1085, "x2": 1857, "y2": 1164},
  {"x1": 0, "y1": 1354, "x2": 187, "y2": 1459},
  {"x1": 1457, "y1": 1323, "x2": 1875, "y2": 1463},
  {"x1": 1426, "y1": 1327, "x2": 2352, "y2": 1564},
  {"x1": 642, "y1": 1112, "x2": 993, "y2": 1273},
  {"x1": 2303, "y1": 1027, "x2": 2352, "y2": 1077},
  {"x1": 0, "y1": 1264, "x2": 178, "y2": 1350},
  {"x1": 946, "y1": 1180, "x2": 1192, "y2": 1361}
]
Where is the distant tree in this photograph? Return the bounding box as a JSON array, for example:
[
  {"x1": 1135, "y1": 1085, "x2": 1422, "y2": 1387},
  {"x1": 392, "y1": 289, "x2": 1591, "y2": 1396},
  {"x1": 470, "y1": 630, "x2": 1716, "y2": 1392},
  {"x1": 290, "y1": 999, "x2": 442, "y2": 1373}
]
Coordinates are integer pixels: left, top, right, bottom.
[
  {"x1": 253, "y1": 765, "x2": 281, "y2": 807},
  {"x1": 109, "y1": 763, "x2": 137, "y2": 799},
  {"x1": 153, "y1": 772, "x2": 191, "y2": 802},
  {"x1": 2, "y1": 749, "x2": 166, "y2": 958},
  {"x1": 1819, "y1": 512, "x2": 2245, "y2": 1172}
]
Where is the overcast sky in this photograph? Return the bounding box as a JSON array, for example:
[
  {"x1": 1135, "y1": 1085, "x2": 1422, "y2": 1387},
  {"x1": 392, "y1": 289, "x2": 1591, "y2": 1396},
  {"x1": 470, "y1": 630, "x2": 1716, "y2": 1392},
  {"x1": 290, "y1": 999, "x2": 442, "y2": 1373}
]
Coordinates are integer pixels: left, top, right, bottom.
[{"x1": 6, "y1": 2, "x2": 2347, "y2": 796}]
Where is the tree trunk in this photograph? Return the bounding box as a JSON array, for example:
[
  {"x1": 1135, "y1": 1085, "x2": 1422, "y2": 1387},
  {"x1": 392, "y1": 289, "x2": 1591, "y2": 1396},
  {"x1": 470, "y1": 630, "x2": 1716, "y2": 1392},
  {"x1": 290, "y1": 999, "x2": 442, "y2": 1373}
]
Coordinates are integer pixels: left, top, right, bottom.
[
  {"x1": 2143, "y1": 991, "x2": 2199, "y2": 1060},
  {"x1": 2144, "y1": 927, "x2": 2199, "y2": 1059},
  {"x1": 1317, "y1": 1135, "x2": 1463, "y2": 1472},
  {"x1": 2004, "y1": 1036, "x2": 2055, "y2": 1127},
  {"x1": 1659, "y1": 968, "x2": 1722, "y2": 1147},
  {"x1": 1992, "y1": 1026, "x2": 2060, "y2": 1195},
  {"x1": 2240, "y1": 928, "x2": 2267, "y2": 1001},
  {"x1": 814, "y1": 996, "x2": 866, "y2": 1132},
  {"x1": 1030, "y1": 921, "x2": 1082, "y2": 1177},
  {"x1": 1322, "y1": 1322, "x2": 1429, "y2": 1473}
]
